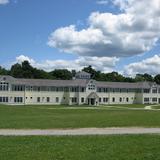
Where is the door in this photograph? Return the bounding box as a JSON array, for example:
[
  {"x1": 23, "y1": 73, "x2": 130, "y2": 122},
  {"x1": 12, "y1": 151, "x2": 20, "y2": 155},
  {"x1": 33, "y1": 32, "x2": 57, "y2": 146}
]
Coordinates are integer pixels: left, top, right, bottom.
[{"x1": 91, "y1": 98, "x2": 95, "y2": 105}]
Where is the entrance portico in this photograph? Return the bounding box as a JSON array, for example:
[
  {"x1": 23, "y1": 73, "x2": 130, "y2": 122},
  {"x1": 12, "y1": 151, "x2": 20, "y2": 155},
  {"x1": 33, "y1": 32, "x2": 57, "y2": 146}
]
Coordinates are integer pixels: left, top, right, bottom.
[{"x1": 87, "y1": 92, "x2": 99, "y2": 106}]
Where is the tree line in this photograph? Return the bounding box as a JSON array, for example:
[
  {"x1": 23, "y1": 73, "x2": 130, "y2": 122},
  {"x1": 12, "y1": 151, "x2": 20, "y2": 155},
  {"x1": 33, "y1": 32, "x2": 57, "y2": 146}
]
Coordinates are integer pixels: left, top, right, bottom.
[{"x1": 1, "y1": 61, "x2": 160, "y2": 84}]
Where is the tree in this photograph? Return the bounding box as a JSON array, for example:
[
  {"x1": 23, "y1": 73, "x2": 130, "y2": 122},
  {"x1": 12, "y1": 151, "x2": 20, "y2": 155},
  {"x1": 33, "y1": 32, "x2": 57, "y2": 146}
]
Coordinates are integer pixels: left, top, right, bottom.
[
  {"x1": 10, "y1": 63, "x2": 23, "y2": 78},
  {"x1": 143, "y1": 73, "x2": 153, "y2": 82},
  {"x1": 135, "y1": 73, "x2": 153, "y2": 82},
  {"x1": 50, "y1": 69, "x2": 72, "y2": 80},
  {"x1": 0, "y1": 66, "x2": 9, "y2": 75},
  {"x1": 82, "y1": 65, "x2": 97, "y2": 78},
  {"x1": 21, "y1": 61, "x2": 34, "y2": 78},
  {"x1": 154, "y1": 74, "x2": 160, "y2": 84}
]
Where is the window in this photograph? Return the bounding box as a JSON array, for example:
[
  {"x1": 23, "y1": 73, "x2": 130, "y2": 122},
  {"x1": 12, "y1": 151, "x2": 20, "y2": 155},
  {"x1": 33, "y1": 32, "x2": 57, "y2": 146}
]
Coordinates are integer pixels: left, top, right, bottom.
[
  {"x1": 97, "y1": 88, "x2": 108, "y2": 93},
  {"x1": 47, "y1": 97, "x2": 50, "y2": 103},
  {"x1": 144, "y1": 98, "x2": 149, "y2": 102},
  {"x1": 37, "y1": 97, "x2": 40, "y2": 103},
  {"x1": 88, "y1": 83, "x2": 95, "y2": 90},
  {"x1": 112, "y1": 97, "x2": 115, "y2": 102},
  {"x1": 152, "y1": 88, "x2": 157, "y2": 93},
  {"x1": 99, "y1": 98, "x2": 101, "y2": 103},
  {"x1": 56, "y1": 97, "x2": 59, "y2": 103},
  {"x1": 103, "y1": 98, "x2": 108, "y2": 103},
  {"x1": 72, "y1": 97, "x2": 77, "y2": 103},
  {"x1": 119, "y1": 97, "x2": 122, "y2": 102},
  {"x1": 70, "y1": 87, "x2": 78, "y2": 92},
  {"x1": 0, "y1": 82, "x2": 9, "y2": 91},
  {"x1": 81, "y1": 97, "x2": 84, "y2": 103},
  {"x1": 14, "y1": 97, "x2": 23, "y2": 103},
  {"x1": 143, "y1": 89, "x2": 150, "y2": 93},
  {"x1": 126, "y1": 97, "x2": 129, "y2": 102},
  {"x1": 0, "y1": 97, "x2": 8, "y2": 103},
  {"x1": 152, "y1": 98, "x2": 157, "y2": 102}
]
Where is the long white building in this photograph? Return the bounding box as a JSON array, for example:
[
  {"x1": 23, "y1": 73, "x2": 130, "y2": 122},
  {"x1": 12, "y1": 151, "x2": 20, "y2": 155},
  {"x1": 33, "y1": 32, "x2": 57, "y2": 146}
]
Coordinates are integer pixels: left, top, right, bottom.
[{"x1": 0, "y1": 71, "x2": 160, "y2": 105}]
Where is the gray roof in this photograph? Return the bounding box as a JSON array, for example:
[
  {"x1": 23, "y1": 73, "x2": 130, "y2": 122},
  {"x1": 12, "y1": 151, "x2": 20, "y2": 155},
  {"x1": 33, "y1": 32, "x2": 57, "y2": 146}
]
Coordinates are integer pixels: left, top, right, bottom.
[
  {"x1": 0, "y1": 75, "x2": 159, "y2": 88},
  {"x1": 96, "y1": 81, "x2": 156, "y2": 89},
  {"x1": 0, "y1": 75, "x2": 89, "y2": 87}
]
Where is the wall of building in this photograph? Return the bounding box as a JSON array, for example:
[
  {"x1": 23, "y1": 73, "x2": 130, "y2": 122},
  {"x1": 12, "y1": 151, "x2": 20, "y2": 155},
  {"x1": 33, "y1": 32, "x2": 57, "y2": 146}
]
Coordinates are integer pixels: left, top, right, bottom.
[{"x1": 1, "y1": 86, "x2": 160, "y2": 105}]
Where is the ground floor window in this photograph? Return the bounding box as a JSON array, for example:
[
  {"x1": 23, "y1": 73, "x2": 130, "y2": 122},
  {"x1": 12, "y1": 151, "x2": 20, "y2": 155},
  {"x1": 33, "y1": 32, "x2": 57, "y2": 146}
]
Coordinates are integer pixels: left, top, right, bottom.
[
  {"x1": 56, "y1": 97, "x2": 59, "y2": 103},
  {"x1": 152, "y1": 97, "x2": 157, "y2": 103},
  {"x1": 144, "y1": 97, "x2": 149, "y2": 103},
  {"x1": 0, "y1": 97, "x2": 8, "y2": 103},
  {"x1": 47, "y1": 97, "x2": 50, "y2": 103},
  {"x1": 99, "y1": 98, "x2": 101, "y2": 103},
  {"x1": 14, "y1": 97, "x2": 23, "y2": 103},
  {"x1": 112, "y1": 97, "x2": 115, "y2": 102},
  {"x1": 81, "y1": 97, "x2": 84, "y2": 103},
  {"x1": 103, "y1": 97, "x2": 108, "y2": 103},
  {"x1": 72, "y1": 97, "x2": 77, "y2": 103},
  {"x1": 126, "y1": 97, "x2": 129, "y2": 102},
  {"x1": 119, "y1": 97, "x2": 122, "y2": 102},
  {"x1": 37, "y1": 97, "x2": 40, "y2": 102}
]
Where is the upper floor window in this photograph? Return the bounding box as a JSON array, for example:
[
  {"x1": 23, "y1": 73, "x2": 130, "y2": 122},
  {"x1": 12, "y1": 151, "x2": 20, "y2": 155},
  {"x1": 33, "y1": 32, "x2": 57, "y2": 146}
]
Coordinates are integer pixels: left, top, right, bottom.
[
  {"x1": 97, "y1": 88, "x2": 108, "y2": 93},
  {"x1": 12, "y1": 85, "x2": 24, "y2": 91},
  {"x1": 143, "y1": 89, "x2": 150, "y2": 93},
  {"x1": 152, "y1": 88, "x2": 157, "y2": 93},
  {"x1": 0, "y1": 82, "x2": 9, "y2": 91}
]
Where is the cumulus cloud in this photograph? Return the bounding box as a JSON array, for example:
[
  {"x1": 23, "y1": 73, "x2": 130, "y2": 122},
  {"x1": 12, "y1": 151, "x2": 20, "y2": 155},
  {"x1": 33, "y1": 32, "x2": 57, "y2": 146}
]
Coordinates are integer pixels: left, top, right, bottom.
[
  {"x1": 15, "y1": 55, "x2": 119, "y2": 72},
  {"x1": 0, "y1": 0, "x2": 9, "y2": 5},
  {"x1": 48, "y1": 0, "x2": 160, "y2": 57},
  {"x1": 96, "y1": 0, "x2": 109, "y2": 5},
  {"x1": 124, "y1": 54, "x2": 160, "y2": 76},
  {"x1": 16, "y1": 55, "x2": 35, "y2": 64}
]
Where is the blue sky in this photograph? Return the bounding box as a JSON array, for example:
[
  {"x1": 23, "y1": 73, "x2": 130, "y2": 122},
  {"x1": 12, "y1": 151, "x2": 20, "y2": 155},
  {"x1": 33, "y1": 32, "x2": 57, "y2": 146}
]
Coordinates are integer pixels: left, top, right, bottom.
[{"x1": 0, "y1": 0, "x2": 160, "y2": 76}]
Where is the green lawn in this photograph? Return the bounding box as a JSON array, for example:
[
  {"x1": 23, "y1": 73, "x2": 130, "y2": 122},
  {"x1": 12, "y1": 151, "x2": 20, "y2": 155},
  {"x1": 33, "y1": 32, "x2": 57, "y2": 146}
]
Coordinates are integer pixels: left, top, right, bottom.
[
  {"x1": 0, "y1": 135, "x2": 160, "y2": 160},
  {"x1": 0, "y1": 104, "x2": 160, "y2": 129},
  {"x1": 152, "y1": 105, "x2": 160, "y2": 109},
  {"x1": 106, "y1": 104, "x2": 146, "y2": 108}
]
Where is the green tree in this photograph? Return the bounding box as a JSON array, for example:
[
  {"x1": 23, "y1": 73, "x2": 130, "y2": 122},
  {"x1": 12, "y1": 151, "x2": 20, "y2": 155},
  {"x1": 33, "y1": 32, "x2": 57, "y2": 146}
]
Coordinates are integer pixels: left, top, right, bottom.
[
  {"x1": 50, "y1": 69, "x2": 72, "y2": 80},
  {"x1": 0, "y1": 66, "x2": 9, "y2": 75},
  {"x1": 10, "y1": 63, "x2": 23, "y2": 78},
  {"x1": 154, "y1": 74, "x2": 160, "y2": 84}
]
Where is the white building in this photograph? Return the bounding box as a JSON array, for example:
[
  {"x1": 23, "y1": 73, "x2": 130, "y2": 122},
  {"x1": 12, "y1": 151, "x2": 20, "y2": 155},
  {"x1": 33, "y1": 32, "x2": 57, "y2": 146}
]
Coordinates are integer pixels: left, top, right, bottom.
[{"x1": 0, "y1": 71, "x2": 160, "y2": 105}]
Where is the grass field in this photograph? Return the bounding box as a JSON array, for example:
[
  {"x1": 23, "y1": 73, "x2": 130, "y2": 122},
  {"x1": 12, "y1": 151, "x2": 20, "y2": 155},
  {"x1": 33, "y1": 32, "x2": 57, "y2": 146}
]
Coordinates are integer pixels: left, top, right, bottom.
[
  {"x1": 0, "y1": 104, "x2": 160, "y2": 129},
  {"x1": 0, "y1": 135, "x2": 160, "y2": 160}
]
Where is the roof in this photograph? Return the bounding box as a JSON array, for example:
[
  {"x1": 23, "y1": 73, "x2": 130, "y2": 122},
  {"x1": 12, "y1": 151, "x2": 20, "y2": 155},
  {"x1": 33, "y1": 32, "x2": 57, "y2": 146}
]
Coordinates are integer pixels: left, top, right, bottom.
[
  {"x1": 0, "y1": 75, "x2": 159, "y2": 88},
  {"x1": 88, "y1": 92, "x2": 99, "y2": 98},
  {"x1": 0, "y1": 75, "x2": 89, "y2": 87},
  {"x1": 96, "y1": 81, "x2": 159, "y2": 89}
]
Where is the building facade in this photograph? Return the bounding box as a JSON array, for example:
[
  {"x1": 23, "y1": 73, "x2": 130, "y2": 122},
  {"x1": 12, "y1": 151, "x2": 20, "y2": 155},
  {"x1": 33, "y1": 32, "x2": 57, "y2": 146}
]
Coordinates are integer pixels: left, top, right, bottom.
[{"x1": 0, "y1": 72, "x2": 160, "y2": 105}]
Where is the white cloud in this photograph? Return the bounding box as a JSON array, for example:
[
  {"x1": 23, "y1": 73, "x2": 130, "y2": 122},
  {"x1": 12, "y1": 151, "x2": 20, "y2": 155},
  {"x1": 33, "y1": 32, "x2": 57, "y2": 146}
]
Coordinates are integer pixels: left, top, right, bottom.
[
  {"x1": 48, "y1": 0, "x2": 160, "y2": 58},
  {"x1": 124, "y1": 54, "x2": 160, "y2": 76},
  {"x1": 15, "y1": 55, "x2": 119, "y2": 72},
  {"x1": 16, "y1": 55, "x2": 35, "y2": 64},
  {"x1": 96, "y1": 0, "x2": 108, "y2": 5},
  {"x1": 0, "y1": 0, "x2": 9, "y2": 5}
]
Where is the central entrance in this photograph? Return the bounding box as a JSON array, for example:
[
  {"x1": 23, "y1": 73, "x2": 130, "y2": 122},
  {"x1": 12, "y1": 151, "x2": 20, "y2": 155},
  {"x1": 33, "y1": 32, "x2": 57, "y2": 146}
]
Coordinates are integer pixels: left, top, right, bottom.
[
  {"x1": 88, "y1": 98, "x2": 96, "y2": 105},
  {"x1": 87, "y1": 92, "x2": 99, "y2": 106}
]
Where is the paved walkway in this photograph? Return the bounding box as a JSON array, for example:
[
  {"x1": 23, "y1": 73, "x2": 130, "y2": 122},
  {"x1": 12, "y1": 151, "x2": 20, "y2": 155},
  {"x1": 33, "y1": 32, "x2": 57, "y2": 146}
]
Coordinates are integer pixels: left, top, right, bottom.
[{"x1": 0, "y1": 128, "x2": 160, "y2": 136}]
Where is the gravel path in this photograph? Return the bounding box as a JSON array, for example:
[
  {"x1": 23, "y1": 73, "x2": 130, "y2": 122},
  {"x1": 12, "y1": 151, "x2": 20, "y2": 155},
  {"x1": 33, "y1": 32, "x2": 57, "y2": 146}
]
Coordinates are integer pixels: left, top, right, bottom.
[{"x1": 0, "y1": 128, "x2": 160, "y2": 136}]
